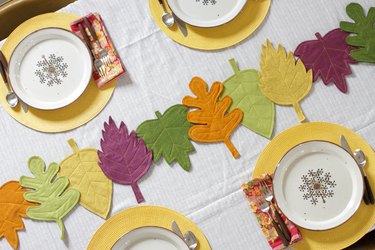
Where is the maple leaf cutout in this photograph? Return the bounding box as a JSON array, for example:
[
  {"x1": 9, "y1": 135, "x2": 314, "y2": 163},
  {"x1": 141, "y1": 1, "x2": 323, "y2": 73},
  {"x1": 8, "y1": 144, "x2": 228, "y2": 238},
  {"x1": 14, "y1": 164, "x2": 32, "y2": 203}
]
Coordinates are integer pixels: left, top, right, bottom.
[
  {"x1": 182, "y1": 77, "x2": 243, "y2": 158},
  {"x1": 295, "y1": 28, "x2": 357, "y2": 93},
  {"x1": 0, "y1": 181, "x2": 35, "y2": 249}
]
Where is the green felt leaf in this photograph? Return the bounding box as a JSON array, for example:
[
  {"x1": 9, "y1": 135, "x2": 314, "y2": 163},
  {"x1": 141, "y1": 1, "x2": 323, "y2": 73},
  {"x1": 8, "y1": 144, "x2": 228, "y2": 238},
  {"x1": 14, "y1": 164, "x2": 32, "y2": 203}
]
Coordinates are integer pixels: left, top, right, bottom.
[
  {"x1": 221, "y1": 58, "x2": 275, "y2": 138},
  {"x1": 19, "y1": 156, "x2": 80, "y2": 240},
  {"x1": 340, "y1": 3, "x2": 375, "y2": 63},
  {"x1": 136, "y1": 104, "x2": 195, "y2": 171}
]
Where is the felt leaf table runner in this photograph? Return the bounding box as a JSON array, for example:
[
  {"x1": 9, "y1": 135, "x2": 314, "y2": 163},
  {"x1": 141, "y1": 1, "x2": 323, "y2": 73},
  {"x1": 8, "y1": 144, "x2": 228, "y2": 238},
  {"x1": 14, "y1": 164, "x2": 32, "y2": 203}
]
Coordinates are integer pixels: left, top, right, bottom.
[
  {"x1": 340, "y1": 3, "x2": 375, "y2": 63},
  {"x1": 0, "y1": 181, "x2": 35, "y2": 249},
  {"x1": 59, "y1": 139, "x2": 113, "y2": 219},
  {"x1": 136, "y1": 104, "x2": 195, "y2": 171},
  {"x1": 259, "y1": 40, "x2": 312, "y2": 123},
  {"x1": 20, "y1": 157, "x2": 80, "y2": 240},
  {"x1": 98, "y1": 117, "x2": 152, "y2": 203},
  {"x1": 294, "y1": 29, "x2": 357, "y2": 93},
  {"x1": 221, "y1": 58, "x2": 275, "y2": 138},
  {"x1": 182, "y1": 77, "x2": 243, "y2": 158}
]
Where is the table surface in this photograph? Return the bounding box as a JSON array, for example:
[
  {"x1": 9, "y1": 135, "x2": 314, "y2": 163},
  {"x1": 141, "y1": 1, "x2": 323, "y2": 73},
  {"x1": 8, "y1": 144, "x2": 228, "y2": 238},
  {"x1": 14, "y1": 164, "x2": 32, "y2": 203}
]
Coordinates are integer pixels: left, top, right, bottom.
[{"x1": 0, "y1": 0, "x2": 374, "y2": 249}]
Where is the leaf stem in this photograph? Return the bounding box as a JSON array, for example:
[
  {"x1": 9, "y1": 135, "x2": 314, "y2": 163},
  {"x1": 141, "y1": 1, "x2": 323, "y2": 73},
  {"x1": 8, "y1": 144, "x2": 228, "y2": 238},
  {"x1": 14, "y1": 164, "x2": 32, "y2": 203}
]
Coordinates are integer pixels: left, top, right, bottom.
[
  {"x1": 293, "y1": 102, "x2": 306, "y2": 122},
  {"x1": 155, "y1": 111, "x2": 162, "y2": 119},
  {"x1": 224, "y1": 139, "x2": 239, "y2": 158},
  {"x1": 131, "y1": 182, "x2": 145, "y2": 203},
  {"x1": 57, "y1": 219, "x2": 65, "y2": 240}
]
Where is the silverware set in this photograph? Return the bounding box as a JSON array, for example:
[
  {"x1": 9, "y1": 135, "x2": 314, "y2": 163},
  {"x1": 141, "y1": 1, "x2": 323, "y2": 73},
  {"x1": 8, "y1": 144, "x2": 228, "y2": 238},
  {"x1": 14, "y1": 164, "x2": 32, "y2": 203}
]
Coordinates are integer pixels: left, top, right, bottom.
[
  {"x1": 158, "y1": 0, "x2": 188, "y2": 37},
  {"x1": 0, "y1": 50, "x2": 28, "y2": 112},
  {"x1": 171, "y1": 221, "x2": 198, "y2": 249},
  {"x1": 257, "y1": 179, "x2": 291, "y2": 246},
  {"x1": 340, "y1": 135, "x2": 374, "y2": 205},
  {"x1": 78, "y1": 17, "x2": 111, "y2": 78}
]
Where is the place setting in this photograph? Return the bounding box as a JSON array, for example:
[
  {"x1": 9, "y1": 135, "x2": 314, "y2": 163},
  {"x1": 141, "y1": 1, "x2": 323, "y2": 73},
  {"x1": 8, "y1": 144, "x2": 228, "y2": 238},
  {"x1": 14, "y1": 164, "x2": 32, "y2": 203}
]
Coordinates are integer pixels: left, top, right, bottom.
[
  {"x1": 0, "y1": 12, "x2": 124, "y2": 132},
  {"x1": 244, "y1": 122, "x2": 375, "y2": 250},
  {"x1": 87, "y1": 206, "x2": 210, "y2": 250},
  {"x1": 148, "y1": 0, "x2": 271, "y2": 50}
]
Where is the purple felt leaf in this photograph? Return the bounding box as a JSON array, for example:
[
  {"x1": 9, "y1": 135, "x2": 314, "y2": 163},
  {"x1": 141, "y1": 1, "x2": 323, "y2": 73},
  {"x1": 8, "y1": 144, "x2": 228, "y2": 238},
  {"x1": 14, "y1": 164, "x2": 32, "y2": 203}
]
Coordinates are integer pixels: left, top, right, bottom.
[
  {"x1": 98, "y1": 116, "x2": 153, "y2": 203},
  {"x1": 294, "y1": 28, "x2": 357, "y2": 93}
]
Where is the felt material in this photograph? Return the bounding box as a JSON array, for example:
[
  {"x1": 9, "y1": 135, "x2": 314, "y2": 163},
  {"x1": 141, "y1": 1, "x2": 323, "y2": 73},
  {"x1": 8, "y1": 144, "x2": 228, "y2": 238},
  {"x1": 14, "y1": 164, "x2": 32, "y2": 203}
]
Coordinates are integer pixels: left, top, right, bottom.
[
  {"x1": 0, "y1": 13, "x2": 116, "y2": 133},
  {"x1": 221, "y1": 58, "x2": 275, "y2": 139},
  {"x1": 19, "y1": 157, "x2": 80, "y2": 240},
  {"x1": 98, "y1": 117, "x2": 152, "y2": 203},
  {"x1": 87, "y1": 206, "x2": 211, "y2": 250},
  {"x1": 58, "y1": 139, "x2": 113, "y2": 219},
  {"x1": 136, "y1": 105, "x2": 195, "y2": 172},
  {"x1": 340, "y1": 3, "x2": 375, "y2": 63},
  {"x1": 253, "y1": 122, "x2": 375, "y2": 250},
  {"x1": 242, "y1": 175, "x2": 302, "y2": 250},
  {"x1": 294, "y1": 29, "x2": 357, "y2": 93},
  {"x1": 259, "y1": 40, "x2": 312, "y2": 123},
  {"x1": 148, "y1": 0, "x2": 271, "y2": 50},
  {"x1": 182, "y1": 77, "x2": 243, "y2": 158},
  {"x1": 0, "y1": 181, "x2": 35, "y2": 249}
]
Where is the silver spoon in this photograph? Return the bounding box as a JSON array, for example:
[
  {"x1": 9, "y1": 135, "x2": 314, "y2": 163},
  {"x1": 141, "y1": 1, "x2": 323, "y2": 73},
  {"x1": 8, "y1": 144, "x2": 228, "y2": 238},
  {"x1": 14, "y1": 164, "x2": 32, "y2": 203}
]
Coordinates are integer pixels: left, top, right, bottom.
[
  {"x1": 354, "y1": 149, "x2": 375, "y2": 204},
  {"x1": 0, "y1": 51, "x2": 18, "y2": 108},
  {"x1": 184, "y1": 231, "x2": 198, "y2": 250},
  {"x1": 158, "y1": 0, "x2": 174, "y2": 27}
]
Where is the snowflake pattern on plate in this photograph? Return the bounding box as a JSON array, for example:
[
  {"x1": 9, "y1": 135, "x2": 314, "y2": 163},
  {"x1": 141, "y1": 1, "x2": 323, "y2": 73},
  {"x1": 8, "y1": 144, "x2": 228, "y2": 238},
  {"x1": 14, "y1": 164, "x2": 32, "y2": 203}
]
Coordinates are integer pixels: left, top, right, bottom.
[
  {"x1": 35, "y1": 54, "x2": 68, "y2": 87},
  {"x1": 298, "y1": 168, "x2": 337, "y2": 205},
  {"x1": 196, "y1": 0, "x2": 217, "y2": 5}
]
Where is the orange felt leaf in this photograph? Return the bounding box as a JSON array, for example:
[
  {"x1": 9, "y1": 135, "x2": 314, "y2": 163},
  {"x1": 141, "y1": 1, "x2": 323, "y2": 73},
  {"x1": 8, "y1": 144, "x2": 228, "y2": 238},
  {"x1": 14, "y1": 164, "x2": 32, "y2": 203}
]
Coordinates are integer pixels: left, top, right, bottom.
[
  {"x1": 0, "y1": 181, "x2": 35, "y2": 249},
  {"x1": 182, "y1": 77, "x2": 243, "y2": 158}
]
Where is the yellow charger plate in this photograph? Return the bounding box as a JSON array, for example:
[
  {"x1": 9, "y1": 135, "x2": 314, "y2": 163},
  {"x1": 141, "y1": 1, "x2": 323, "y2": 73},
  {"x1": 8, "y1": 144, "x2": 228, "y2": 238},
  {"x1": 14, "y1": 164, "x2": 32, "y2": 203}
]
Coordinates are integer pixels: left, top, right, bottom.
[
  {"x1": 253, "y1": 122, "x2": 375, "y2": 250},
  {"x1": 87, "y1": 206, "x2": 211, "y2": 250},
  {"x1": 148, "y1": 0, "x2": 271, "y2": 50},
  {"x1": 0, "y1": 13, "x2": 116, "y2": 133}
]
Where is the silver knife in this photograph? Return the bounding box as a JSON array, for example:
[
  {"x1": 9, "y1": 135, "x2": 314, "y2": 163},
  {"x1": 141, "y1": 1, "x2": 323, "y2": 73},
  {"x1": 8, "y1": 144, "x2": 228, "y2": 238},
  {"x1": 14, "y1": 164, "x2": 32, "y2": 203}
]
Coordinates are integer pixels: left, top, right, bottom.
[
  {"x1": 20, "y1": 100, "x2": 28, "y2": 113},
  {"x1": 173, "y1": 14, "x2": 188, "y2": 37},
  {"x1": 171, "y1": 221, "x2": 184, "y2": 238},
  {"x1": 340, "y1": 135, "x2": 370, "y2": 204}
]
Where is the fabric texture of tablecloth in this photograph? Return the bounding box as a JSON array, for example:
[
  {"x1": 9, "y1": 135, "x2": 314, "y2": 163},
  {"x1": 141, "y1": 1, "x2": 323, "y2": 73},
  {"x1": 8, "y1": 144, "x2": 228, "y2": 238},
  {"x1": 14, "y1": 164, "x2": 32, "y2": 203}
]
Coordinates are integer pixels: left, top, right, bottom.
[{"x1": 0, "y1": 0, "x2": 374, "y2": 249}]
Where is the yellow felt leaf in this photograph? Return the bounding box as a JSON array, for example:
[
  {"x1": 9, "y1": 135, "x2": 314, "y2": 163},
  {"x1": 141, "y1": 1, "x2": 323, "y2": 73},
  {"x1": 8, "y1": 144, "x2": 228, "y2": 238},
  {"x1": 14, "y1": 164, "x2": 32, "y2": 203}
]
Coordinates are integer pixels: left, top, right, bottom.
[
  {"x1": 259, "y1": 40, "x2": 313, "y2": 122},
  {"x1": 58, "y1": 139, "x2": 112, "y2": 219}
]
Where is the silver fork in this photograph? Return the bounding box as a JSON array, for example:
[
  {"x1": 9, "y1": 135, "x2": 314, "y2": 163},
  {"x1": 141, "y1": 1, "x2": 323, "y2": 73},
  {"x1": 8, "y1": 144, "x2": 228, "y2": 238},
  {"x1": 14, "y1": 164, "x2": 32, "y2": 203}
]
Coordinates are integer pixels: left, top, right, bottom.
[
  {"x1": 78, "y1": 24, "x2": 106, "y2": 78},
  {"x1": 258, "y1": 197, "x2": 289, "y2": 246},
  {"x1": 83, "y1": 17, "x2": 111, "y2": 66},
  {"x1": 259, "y1": 180, "x2": 292, "y2": 242}
]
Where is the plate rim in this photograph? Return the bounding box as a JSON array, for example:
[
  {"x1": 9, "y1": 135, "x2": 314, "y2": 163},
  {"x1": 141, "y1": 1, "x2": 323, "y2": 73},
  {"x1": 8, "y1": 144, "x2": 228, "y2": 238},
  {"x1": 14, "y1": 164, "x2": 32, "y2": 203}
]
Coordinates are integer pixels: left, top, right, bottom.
[
  {"x1": 272, "y1": 140, "x2": 364, "y2": 231},
  {"x1": 166, "y1": 0, "x2": 247, "y2": 28},
  {"x1": 8, "y1": 27, "x2": 93, "y2": 110},
  {"x1": 112, "y1": 225, "x2": 189, "y2": 250}
]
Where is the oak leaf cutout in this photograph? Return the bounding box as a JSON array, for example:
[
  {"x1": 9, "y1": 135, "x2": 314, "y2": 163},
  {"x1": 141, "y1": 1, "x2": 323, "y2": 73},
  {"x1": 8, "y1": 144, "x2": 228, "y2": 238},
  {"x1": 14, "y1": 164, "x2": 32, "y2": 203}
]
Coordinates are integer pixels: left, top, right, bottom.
[
  {"x1": 182, "y1": 77, "x2": 243, "y2": 158},
  {"x1": 98, "y1": 117, "x2": 152, "y2": 203},
  {"x1": 0, "y1": 181, "x2": 35, "y2": 249},
  {"x1": 295, "y1": 28, "x2": 357, "y2": 93},
  {"x1": 20, "y1": 156, "x2": 80, "y2": 240},
  {"x1": 221, "y1": 58, "x2": 275, "y2": 138},
  {"x1": 136, "y1": 104, "x2": 195, "y2": 171},
  {"x1": 259, "y1": 40, "x2": 312, "y2": 122},
  {"x1": 58, "y1": 139, "x2": 113, "y2": 219},
  {"x1": 340, "y1": 3, "x2": 375, "y2": 63}
]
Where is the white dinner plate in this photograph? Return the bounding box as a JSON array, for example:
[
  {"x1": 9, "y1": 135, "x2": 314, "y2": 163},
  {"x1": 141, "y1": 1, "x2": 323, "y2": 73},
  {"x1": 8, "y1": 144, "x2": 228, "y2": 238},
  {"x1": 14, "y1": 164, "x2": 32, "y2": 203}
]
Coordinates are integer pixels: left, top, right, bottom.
[
  {"x1": 273, "y1": 141, "x2": 363, "y2": 230},
  {"x1": 167, "y1": 0, "x2": 247, "y2": 27},
  {"x1": 8, "y1": 28, "x2": 92, "y2": 110},
  {"x1": 112, "y1": 226, "x2": 189, "y2": 250}
]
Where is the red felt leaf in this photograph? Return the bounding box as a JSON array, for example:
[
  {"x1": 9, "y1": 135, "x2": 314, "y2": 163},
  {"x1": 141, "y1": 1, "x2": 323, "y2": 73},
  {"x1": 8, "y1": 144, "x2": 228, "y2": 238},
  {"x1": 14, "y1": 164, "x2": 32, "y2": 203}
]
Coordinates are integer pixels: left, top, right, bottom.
[
  {"x1": 294, "y1": 28, "x2": 357, "y2": 93},
  {"x1": 98, "y1": 117, "x2": 153, "y2": 203}
]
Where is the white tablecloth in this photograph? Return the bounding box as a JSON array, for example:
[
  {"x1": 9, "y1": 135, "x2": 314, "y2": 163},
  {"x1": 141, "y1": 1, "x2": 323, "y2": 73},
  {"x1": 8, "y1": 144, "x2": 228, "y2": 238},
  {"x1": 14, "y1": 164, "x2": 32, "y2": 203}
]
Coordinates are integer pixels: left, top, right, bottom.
[{"x1": 1, "y1": 0, "x2": 374, "y2": 249}]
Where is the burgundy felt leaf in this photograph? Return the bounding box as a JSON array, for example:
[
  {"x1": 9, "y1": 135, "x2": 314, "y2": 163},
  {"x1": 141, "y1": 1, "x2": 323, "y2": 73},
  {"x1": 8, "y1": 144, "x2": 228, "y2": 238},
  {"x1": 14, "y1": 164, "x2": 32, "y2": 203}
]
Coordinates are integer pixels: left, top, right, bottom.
[
  {"x1": 98, "y1": 117, "x2": 153, "y2": 203},
  {"x1": 294, "y1": 28, "x2": 357, "y2": 93}
]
